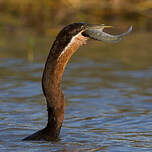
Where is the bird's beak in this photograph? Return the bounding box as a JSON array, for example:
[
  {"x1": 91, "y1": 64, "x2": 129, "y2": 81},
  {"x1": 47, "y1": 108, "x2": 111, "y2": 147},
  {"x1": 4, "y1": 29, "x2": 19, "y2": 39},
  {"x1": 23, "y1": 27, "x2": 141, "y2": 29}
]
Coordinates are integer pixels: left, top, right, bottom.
[
  {"x1": 102, "y1": 26, "x2": 113, "y2": 28},
  {"x1": 87, "y1": 25, "x2": 112, "y2": 29},
  {"x1": 82, "y1": 24, "x2": 132, "y2": 43}
]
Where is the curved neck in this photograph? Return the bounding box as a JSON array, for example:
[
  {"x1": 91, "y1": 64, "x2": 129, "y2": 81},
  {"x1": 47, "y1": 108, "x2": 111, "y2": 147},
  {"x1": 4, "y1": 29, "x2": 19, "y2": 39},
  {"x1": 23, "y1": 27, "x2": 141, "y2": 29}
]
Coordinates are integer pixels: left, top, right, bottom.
[{"x1": 42, "y1": 32, "x2": 87, "y2": 138}]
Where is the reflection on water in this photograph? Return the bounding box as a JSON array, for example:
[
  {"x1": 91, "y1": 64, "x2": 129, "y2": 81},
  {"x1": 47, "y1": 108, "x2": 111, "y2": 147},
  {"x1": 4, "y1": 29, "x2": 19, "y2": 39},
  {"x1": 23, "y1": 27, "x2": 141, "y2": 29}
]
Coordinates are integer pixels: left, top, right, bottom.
[{"x1": 1, "y1": 28, "x2": 152, "y2": 152}]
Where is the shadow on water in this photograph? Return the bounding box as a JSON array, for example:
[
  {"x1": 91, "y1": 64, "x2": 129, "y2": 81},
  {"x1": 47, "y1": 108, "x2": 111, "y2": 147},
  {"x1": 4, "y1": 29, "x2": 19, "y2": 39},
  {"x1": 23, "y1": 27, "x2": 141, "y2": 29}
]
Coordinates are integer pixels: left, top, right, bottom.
[{"x1": 1, "y1": 21, "x2": 152, "y2": 151}]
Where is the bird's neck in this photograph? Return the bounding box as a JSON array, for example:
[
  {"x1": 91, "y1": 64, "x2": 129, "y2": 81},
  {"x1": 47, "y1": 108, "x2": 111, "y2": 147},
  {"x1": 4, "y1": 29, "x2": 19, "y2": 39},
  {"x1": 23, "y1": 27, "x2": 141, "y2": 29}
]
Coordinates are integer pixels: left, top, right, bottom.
[{"x1": 42, "y1": 33, "x2": 87, "y2": 138}]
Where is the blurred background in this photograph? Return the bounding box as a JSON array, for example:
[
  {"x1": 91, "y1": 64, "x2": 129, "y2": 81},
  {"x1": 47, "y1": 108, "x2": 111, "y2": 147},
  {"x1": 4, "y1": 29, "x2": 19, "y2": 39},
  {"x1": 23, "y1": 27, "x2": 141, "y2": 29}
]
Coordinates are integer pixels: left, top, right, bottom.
[
  {"x1": 0, "y1": 0, "x2": 152, "y2": 60},
  {"x1": 1, "y1": 1, "x2": 152, "y2": 151},
  {"x1": 1, "y1": 0, "x2": 152, "y2": 32}
]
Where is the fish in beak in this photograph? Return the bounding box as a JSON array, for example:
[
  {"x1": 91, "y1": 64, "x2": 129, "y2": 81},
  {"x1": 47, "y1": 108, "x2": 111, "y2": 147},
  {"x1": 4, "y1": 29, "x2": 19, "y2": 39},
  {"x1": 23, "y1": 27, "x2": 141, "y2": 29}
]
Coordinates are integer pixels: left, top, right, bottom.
[{"x1": 82, "y1": 24, "x2": 132, "y2": 43}]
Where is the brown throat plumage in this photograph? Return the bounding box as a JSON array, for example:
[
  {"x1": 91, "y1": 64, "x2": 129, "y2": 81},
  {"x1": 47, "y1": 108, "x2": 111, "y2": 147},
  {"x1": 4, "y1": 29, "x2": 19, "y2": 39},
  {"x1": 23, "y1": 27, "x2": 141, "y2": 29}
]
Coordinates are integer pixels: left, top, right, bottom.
[{"x1": 42, "y1": 32, "x2": 88, "y2": 139}]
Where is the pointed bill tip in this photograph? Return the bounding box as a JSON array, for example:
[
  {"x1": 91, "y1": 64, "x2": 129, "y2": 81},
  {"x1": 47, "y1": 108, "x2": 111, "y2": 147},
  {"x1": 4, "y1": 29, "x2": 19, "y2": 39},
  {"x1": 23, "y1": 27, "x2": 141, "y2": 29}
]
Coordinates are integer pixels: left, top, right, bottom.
[{"x1": 103, "y1": 25, "x2": 113, "y2": 29}]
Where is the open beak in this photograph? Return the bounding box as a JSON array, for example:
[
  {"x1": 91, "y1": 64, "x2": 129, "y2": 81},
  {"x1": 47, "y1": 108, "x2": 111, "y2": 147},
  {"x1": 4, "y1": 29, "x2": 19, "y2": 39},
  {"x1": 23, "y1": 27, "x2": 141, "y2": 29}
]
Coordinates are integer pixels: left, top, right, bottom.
[{"x1": 82, "y1": 24, "x2": 132, "y2": 43}]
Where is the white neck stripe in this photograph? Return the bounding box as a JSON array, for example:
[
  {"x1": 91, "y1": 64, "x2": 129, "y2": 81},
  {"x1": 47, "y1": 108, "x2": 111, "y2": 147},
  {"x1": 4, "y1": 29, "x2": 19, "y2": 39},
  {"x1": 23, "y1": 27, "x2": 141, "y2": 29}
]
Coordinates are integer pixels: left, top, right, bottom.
[{"x1": 58, "y1": 32, "x2": 82, "y2": 59}]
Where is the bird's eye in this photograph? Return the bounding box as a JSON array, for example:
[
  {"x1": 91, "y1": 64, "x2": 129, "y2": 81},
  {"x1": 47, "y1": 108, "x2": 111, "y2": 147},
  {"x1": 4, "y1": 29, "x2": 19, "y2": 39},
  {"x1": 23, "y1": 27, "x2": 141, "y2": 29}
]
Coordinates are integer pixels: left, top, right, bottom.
[{"x1": 81, "y1": 25, "x2": 84, "y2": 29}]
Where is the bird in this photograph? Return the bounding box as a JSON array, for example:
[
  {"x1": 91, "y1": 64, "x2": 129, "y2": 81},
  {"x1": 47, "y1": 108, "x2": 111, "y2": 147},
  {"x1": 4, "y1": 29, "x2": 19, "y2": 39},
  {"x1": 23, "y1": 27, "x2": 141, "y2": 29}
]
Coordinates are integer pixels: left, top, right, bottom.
[{"x1": 23, "y1": 22, "x2": 132, "y2": 141}]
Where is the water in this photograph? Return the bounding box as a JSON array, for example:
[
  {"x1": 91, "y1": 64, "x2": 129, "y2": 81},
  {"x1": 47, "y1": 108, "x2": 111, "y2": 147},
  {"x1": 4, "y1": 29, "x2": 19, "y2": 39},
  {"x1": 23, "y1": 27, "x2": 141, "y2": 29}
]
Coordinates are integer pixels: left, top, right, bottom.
[{"x1": 1, "y1": 28, "x2": 152, "y2": 152}]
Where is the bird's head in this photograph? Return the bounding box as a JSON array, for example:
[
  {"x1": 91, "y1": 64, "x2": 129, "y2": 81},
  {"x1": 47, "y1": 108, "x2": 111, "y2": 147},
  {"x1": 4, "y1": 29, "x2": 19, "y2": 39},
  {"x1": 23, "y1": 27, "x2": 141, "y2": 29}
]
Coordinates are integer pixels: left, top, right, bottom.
[{"x1": 51, "y1": 22, "x2": 132, "y2": 59}]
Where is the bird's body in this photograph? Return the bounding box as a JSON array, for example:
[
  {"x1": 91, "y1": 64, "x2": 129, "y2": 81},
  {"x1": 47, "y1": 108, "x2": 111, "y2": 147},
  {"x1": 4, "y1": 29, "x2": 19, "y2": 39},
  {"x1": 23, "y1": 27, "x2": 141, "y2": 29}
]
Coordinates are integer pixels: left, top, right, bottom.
[{"x1": 23, "y1": 23, "x2": 132, "y2": 141}]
